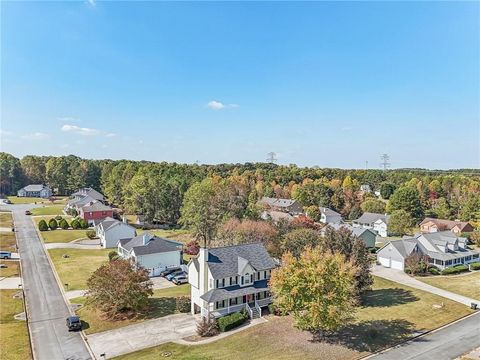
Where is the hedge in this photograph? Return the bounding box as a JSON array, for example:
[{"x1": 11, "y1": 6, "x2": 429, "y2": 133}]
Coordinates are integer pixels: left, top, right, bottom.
[
  {"x1": 218, "y1": 311, "x2": 248, "y2": 332},
  {"x1": 48, "y1": 218, "x2": 58, "y2": 230},
  {"x1": 71, "y1": 219, "x2": 80, "y2": 229},
  {"x1": 59, "y1": 219, "x2": 69, "y2": 230},
  {"x1": 441, "y1": 264, "x2": 469, "y2": 275},
  {"x1": 38, "y1": 220, "x2": 48, "y2": 231},
  {"x1": 470, "y1": 262, "x2": 480, "y2": 270},
  {"x1": 428, "y1": 267, "x2": 440, "y2": 275},
  {"x1": 86, "y1": 230, "x2": 96, "y2": 239}
]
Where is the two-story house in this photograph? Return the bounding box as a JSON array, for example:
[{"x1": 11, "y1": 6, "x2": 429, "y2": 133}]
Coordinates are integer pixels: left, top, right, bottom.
[
  {"x1": 78, "y1": 201, "x2": 114, "y2": 226},
  {"x1": 353, "y1": 212, "x2": 390, "y2": 237},
  {"x1": 419, "y1": 218, "x2": 474, "y2": 235},
  {"x1": 319, "y1": 207, "x2": 343, "y2": 224},
  {"x1": 188, "y1": 242, "x2": 277, "y2": 319},
  {"x1": 95, "y1": 217, "x2": 136, "y2": 248}
]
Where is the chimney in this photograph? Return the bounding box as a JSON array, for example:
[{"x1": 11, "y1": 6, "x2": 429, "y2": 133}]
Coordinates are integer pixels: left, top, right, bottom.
[
  {"x1": 143, "y1": 233, "x2": 151, "y2": 245},
  {"x1": 198, "y1": 247, "x2": 209, "y2": 295},
  {"x1": 122, "y1": 216, "x2": 127, "y2": 223}
]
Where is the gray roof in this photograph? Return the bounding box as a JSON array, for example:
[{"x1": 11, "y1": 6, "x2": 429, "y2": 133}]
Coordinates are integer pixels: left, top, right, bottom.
[
  {"x1": 260, "y1": 197, "x2": 297, "y2": 208},
  {"x1": 68, "y1": 195, "x2": 97, "y2": 207},
  {"x1": 320, "y1": 207, "x2": 341, "y2": 217},
  {"x1": 261, "y1": 210, "x2": 294, "y2": 223},
  {"x1": 71, "y1": 188, "x2": 105, "y2": 201},
  {"x1": 119, "y1": 233, "x2": 182, "y2": 255},
  {"x1": 97, "y1": 217, "x2": 134, "y2": 232},
  {"x1": 206, "y1": 243, "x2": 276, "y2": 279},
  {"x1": 21, "y1": 184, "x2": 50, "y2": 192},
  {"x1": 385, "y1": 239, "x2": 418, "y2": 258},
  {"x1": 420, "y1": 231, "x2": 467, "y2": 245},
  {"x1": 81, "y1": 201, "x2": 112, "y2": 212},
  {"x1": 200, "y1": 279, "x2": 269, "y2": 303},
  {"x1": 327, "y1": 223, "x2": 375, "y2": 238},
  {"x1": 354, "y1": 212, "x2": 390, "y2": 225}
]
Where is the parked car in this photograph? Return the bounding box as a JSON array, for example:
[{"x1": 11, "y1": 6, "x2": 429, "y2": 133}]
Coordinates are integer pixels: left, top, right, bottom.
[
  {"x1": 160, "y1": 267, "x2": 180, "y2": 277},
  {"x1": 24, "y1": 210, "x2": 32, "y2": 215},
  {"x1": 165, "y1": 270, "x2": 184, "y2": 281},
  {"x1": 172, "y1": 275, "x2": 188, "y2": 285},
  {"x1": 0, "y1": 251, "x2": 12, "y2": 260},
  {"x1": 0, "y1": 264, "x2": 7, "y2": 269},
  {"x1": 66, "y1": 316, "x2": 82, "y2": 331},
  {"x1": 4, "y1": 199, "x2": 12, "y2": 204}
]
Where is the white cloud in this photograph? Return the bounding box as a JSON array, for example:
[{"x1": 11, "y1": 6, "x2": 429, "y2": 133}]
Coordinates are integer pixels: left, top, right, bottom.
[
  {"x1": 61, "y1": 124, "x2": 101, "y2": 136},
  {"x1": 22, "y1": 132, "x2": 50, "y2": 140},
  {"x1": 206, "y1": 100, "x2": 239, "y2": 110},
  {"x1": 58, "y1": 116, "x2": 80, "y2": 123},
  {"x1": 105, "y1": 133, "x2": 116, "y2": 137}
]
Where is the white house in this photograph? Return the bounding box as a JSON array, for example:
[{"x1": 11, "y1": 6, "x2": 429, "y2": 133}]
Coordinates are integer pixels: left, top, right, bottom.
[
  {"x1": 319, "y1": 207, "x2": 343, "y2": 224},
  {"x1": 353, "y1": 212, "x2": 390, "y2": 237},
  {"x1": 17, "y1": 184, "x2": 52, "y2": 198},
  {"x1": 95, "y1": 217, "x2": 136, "y2": 248},
  {"x1": 188, "y1": 242, "x2": 277, "y2": 320},
  {"x1": 117, "y1": 233, "x2": 183, "y2": 277},
  {"x1": 377, "y1": 231, "x2": 479, "y2": 271}
]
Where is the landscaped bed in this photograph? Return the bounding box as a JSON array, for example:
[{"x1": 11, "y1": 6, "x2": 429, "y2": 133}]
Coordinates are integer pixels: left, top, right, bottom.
[
  {"x1": 0, "y1": 212, "x2": 13, "y2": 228},
  {"x1": 113, "y1": 277, "x2": 473, "y2": 360},
  {"x1": 72, "y1": 284, "x2": 192, "y2": 334},
  {"x1": 418, "y1": 271, "x2": 480, "y2": 300},
  {"x1": 33, "y1": 215, "x2": 90, "y2": 243},
  {"x1": 0, "y1": 290, "x2": 32, "y2": 360}
]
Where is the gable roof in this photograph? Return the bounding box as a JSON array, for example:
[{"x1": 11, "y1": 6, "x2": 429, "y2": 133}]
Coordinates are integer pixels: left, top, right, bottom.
[
  {"x1": 119, "y1": 233, "x2": 182, "y2": 256},
  {"x1": 420, "y1": 217, "x2": 473, "y2": 232},
  {"x1": 97, "y1": 217, "x2": 134, "y2": 232},
  {"x1": 262, "y1": 210, "x2": 294, "y2": 223},
  {"x1": 71, "y1": 188, "x2": 105, "y2": 201},
  {"x1": 327, "y1": 223, "x2": 375, "y2": 238},
  {"x1": 354, "y1": 212, "x2": 390, "y2": 225},
  {"x1": 206, "y1": 243, "x2": 276, "y2": 279},
  {"x1": 320, "y1": 207, "x2": 341, "y2": 217},
  {"x1": 380, "y1": 238, "x2": 417, "y2": 258},
  {"x1": 81, "y1": 201, "x2": 113, "y2": 212},
  {"x1": 260, "y1": 197, "x2": 297, "y2": 208},
  {"x1": 21, "y1": 184, "x2": 50, "y2": 192}
]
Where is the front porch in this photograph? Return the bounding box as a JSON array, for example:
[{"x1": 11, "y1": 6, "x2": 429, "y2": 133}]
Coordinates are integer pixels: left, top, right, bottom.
[
  {"x1": 427, "y1": 252, "x2": 480, "y2": 270},
  {"x1": 200, "y1": 290, "x2": 273, "y2": 319}
]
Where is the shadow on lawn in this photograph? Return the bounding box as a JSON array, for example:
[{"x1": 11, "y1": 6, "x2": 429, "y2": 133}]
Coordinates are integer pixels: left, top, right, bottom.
[
  {"x1": 362, "y1": 288, "x2": 419, "y2": 307},
  {"x1": 312, "y1": 319, "x2": 416, "y2": 353},
  {"x1": 145, "y1": 297, "x2": 177, "y2": 319}
]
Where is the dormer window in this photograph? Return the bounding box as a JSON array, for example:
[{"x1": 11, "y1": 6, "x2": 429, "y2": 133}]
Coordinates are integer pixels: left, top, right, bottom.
[{"x1": 244, "y1": 273, "x2": 250, "y2": 284}]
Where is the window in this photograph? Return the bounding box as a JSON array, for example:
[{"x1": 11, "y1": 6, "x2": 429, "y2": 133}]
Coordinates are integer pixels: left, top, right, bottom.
[
  {"x1": 216, "y1": 279, "x2": 219, "y2": 288},
  {"x1": 234, "y1": 276, "x2": 238, "y2": 285},
  {"x1": 229, "y1": 277, "x2": 232, "y2": 285},
  {"x1": 230, "y1": 298, "x2": 238, "y2": 306},
  {"x1": 222, "y1": 278, "x2": 225, "y2": 287},
  {"x1": 250, "y1": 274, "x2": 254, "y2": 283},
  {"x1": 244, "y1": 273, "x2": 250, "y2": 284},
  {"x1": 241, "y1": 276, "x2": 244, "y2": 285},
  {"x1": 264, "y1": 271, "x2": 267, "y2": 279}
]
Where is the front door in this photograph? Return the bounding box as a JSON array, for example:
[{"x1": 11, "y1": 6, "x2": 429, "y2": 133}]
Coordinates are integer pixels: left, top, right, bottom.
[{"x1": 246, "y1": 294, "x2": 253, "y2": 304}]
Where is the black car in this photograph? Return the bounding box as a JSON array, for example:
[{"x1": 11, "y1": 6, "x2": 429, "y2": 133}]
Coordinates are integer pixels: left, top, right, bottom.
[
  {"x1": 66, "y1": 316, "x2": 82, "y2": 331},
  {"x1": 160, "y1": 267, "x2": 180, "y2": 277}
]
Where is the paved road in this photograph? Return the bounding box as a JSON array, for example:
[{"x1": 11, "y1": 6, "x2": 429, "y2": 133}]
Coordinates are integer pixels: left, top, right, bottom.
[
  {"x1": 372, "y1": 265, "x2": 480, "y2": 306},
  {"x1": 372, "y1": 312, "x2": 480, "y2": 359},
  {"x1": 7, "y1": 205, "x2": 92, "y2": 360}
]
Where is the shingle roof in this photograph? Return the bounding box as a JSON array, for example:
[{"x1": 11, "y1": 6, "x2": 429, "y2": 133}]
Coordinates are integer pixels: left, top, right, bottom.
[
  {"x1": 328, "y1": 223, "x2": 375, "y2": 238},
  {"x1": 206, "y1": 243, "x2": 276, "y2": 279},
  {"x1": 200, "y1": 279, "x2": 270, "y2": 303},
  {"x1": 81, "y1": 201, "x2": 112, "y2": 212},
  {"x1": 420, "y1": 217, "x2": 473, "y2": 232},
  {"x1": 261, "y1": 210, "x2": 294, "y2": 223},
  {"x1": 21, "y1": 184, "x2": 49, "y2": 192},
  {"x1": 97, "y1": 217, "x2": 134, "y2": 232},
  {"x1": 385, "y1": 239, "x2": 417, "y2": 258},
  {"x1": 320, "y1": 207, "x2": 341, "y2": 217},
  {"x1": 354, "y1": 212, "x2": 390, "y2": 225},
  {"x1": 68, "y1": 195, "x2": 97, "y2": 207},
  {"x1": 260, "y1": 197, "x2": 297, "y2": 208},
  {"x1": 119, "y1": 233, "x2": 182, "y2": 255},
  {"x1": 71, "y1": 188, "x2": 105, "y2": 201}
]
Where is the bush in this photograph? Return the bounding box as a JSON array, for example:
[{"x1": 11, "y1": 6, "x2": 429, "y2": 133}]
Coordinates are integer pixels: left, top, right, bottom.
[
  {"x1": 108, "y1": 251, "x2": 119, "y2": 261},
  {"x1": 404, "y1": 268, "x2": 411, "y2": 274},
  {"x1": 38, "y1": 220, "x2": 48, "y2": 231},
  {"x1": 48, "y1": 218, "x2": 58, "y2": 230},
  {"x1": 71, "y1": 219, "x2": 80, "y2": 229},
  {"x1": 268, "y1": 303, "x2": 285, "y2": 316},
  {"x1": 175, "y1": 296, "x2": 191, "y2": 313},
  {"x1": 78, "y1": 219, "x2": 88, "y2": 229},
  {"x1": 196, "y1": 316, "x2": 219, "y2": 337},
  {"x1": 86, "y1": 230, "x2": 96, "y2": 239},
  {"x1": 441, "y1": 264, "x2": 469, "y2": 275},
  {"x1": 55, "y1": 215, "x2": 63, "y2": 221},
  {"x1": 67, "y1": 208, "x2": 78, "y2": 217},
  {"x1": 218, "y1": 311, "x2": 248, "y2": 332},
  {"x1": 469, "y1": 262, "x2": 480, "y2": 270},
  {"x1": 59, "y1": 219, "x2": 69, "y2": 230},
  {"x1": 428, "y1": 267, "x2": 440, "y2": 275},
  {"x1": 185, "y1": 240, "x2": 200, "y2": 255}
]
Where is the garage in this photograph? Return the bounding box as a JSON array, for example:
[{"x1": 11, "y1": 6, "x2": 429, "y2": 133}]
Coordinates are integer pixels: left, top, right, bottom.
[
  {"x1": 378, "y1": 255, "x2": 404, "y2": 270},
  {"x1": 376, "y1": 240, "x2": 412, "y2": 271}
]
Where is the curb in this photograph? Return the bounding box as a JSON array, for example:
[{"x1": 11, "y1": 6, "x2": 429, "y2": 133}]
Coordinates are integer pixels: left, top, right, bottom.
[{"x1": 33, "y1": 217, "x2": 97, "y2": 360}]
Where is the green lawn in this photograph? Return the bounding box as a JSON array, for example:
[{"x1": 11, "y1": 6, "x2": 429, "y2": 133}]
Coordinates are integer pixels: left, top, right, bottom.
[
  {"x1": 7, "y1": 196, "x2": 67, "y2": 204},
  {"x1": 40, "y1": 229, "x2": 88, "y2": 243},
  {"x1": 0, "y1": 212, "x2": 13, "y2": 228},
  {"x1": 31, "y1": 205, "x2": 65, "y2": 216},
  {"x1": 137, "y1": 228, "x2": 194, "y2": 244},
  {"x1": 0, "y1": 233, "x2": 17, "y2": 251},
  {"x1": 0, "y1": 290, "x2": 32, "y2": 360},
  {"x1": 0, "y1": 261, "x2": 20, "y2": 278},
  {"x1": 48, "y1": 248, "x2": 110, "y2": 290},
  {"x1": 73, "y1": 284, "x2": 191, "y2": 334},
  {"x1": 418, "y1": 271, "x2": 480, "y2": 300},
  {"x1": 114, "y1": 277, "x2": 473, "y2": 360}
]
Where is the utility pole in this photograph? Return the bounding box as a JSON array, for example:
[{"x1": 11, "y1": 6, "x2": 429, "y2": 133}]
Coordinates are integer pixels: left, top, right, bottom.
[
  {"x1": 380, "y1": 154, "x2": 391, "y2": 171},
  {"x1": 365, "y1": 160, "x2": 368, "y2": 170},
  {"x1": 266, "y1": 152, "x2": 277, "y2": 164}
]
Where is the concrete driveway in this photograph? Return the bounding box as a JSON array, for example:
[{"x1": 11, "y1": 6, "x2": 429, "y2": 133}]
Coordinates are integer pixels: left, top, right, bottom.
[
  {"x1": 45, "y1": 243, "x2": 102, "y2": 250},
  {"x1": 151, "y1": 276, "x2": 176, "y2": 290},
  {"x1": 0, "y1": 276, "x2": 22, "y2": 289},
  {"x1": 372, "y1": 265, "x2": 479, "y2": 306},
  {"x1": 87, "y1": 313, "x2": 197, "y2": 359}
]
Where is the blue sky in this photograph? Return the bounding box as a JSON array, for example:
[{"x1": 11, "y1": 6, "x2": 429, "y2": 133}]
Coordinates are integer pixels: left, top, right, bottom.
[{"x1": 1, "y1": 1, "x2": 479, "y2": 169}]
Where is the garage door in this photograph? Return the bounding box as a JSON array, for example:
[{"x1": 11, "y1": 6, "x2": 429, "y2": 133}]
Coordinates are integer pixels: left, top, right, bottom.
[
  {"x1": 391, "y1": 260, "x2": 404, "y2": 270},
  {"x1": 378, "y1": 257, "x2": 404, "y2": 270}
]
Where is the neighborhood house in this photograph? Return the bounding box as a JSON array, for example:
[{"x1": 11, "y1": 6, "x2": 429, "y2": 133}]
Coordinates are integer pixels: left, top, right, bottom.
[
  {"x1": 95, "y1": 217, "x2": 137, "y2": 248},
  {"x1": 17, "y1": 184, "x2": 52, "y2": 198},
  {"x1": 259, "y1": 197, "x2": 303, "y2": 215},
  {"x1": 319, "y1": 207, "x2": 343, "y2": 224},
  {"x1": 324, "y1": 223, "x2": 377, "y2": 249},
  {"x1": 78, "y1": 201, "x2": 114, "y2": 226},
  {"x1": 377, "y1": 231, "x2": 479, "y2": 271},
  {"x1": 353, "y1": 212, "x2": 390, "y2": 237},
  {"x1": 420, "y1": 218, "x2": 474, "y2": 235},
  {"x1": 118, "y1": 233, "x2": 183, "y2": 277},
  {"x1": 188, "y1": 242, "x2": 277, "y2": 319}
]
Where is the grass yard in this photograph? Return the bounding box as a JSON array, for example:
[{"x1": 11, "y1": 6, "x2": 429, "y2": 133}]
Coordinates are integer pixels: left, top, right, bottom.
[
  {"x1": 73, "y1": 284, "x2": 191, "y2": 334},
  {"x1": 7, "y1": 196, "x2": 67, "y2": 204},
  {"x1": 0, "y1": 290, "x2": 32, "y2": 360},
  {"x1": 418, "y1": 271, "x2": 480, "y2": 300},
  {"x1": 137, "y1": 228, "x2": 194, "y2": 244},
  {"x1": 113, "y1": 277, "x2": 473, "y2": 360},
  {"x1": 31, "y1": 204, "x2": 65, "y2": 216},
  {"x1": 0, "y1": 212, "x2": 13, "y2": 228},
  {"x1": 40, "y1": 229, "x2": 88, "y2": 243},
  {"x1": 48, "y1": 248, "x2": 110, "y2": 290},
  {"x1": 0, "y1": 261, "x2": 20, "y2": 278},
  {"x1": 0, "y1": 233, "x2": 17, "y2": 251}
]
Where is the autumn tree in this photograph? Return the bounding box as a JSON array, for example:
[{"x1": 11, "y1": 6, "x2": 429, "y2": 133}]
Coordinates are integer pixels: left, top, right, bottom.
[
  {"x1": 217, "y1": 219, "x2": 278, "y2": 249},
  {"x1": 280, "y1": 228, "x2": 322, "y2": 258},
  {"x1": 360, "y1": 198, "x2": 386, "y2": 214},
  {"x1": 86, "y1": 259, "x2": 153, "y2": 318},
  {"x1": 388, "y1": 210, "x2": 415, "y2": 236},
  {"x1": 387, "y1": 186, "x2": 424, "y2": 220},
  {"x1": 380, "y1": 182, "x2": 396, "y2": 199},
  {"x1": 404, "y1": 252, "x2": 429, "y2": 276},
  {"x1": 270, "y1": 247, "x2": 358, "y2": 334}
]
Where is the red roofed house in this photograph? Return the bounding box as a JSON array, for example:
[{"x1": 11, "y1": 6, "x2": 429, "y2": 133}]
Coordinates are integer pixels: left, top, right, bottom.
[
  {"x1": 79, "y1": 201, "x2": 114, "y2": 226},
  {"x1": 420, "y1": 218, "x2": 474, "y2": 235}
]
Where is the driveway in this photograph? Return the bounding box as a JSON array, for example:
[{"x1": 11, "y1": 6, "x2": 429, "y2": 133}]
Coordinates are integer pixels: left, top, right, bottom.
[
  {"x1": 0, "y1": 276, "x2": 22, "y2": 289},
  {"x1": 45, "y1": 242, "x2": 102, "y2": 250},
  {"x1": 87, "y1": 313, "x2": 197, "y2": 359},
  {"x1": 372, "y1": 312, "x2": 480, "y2": 359},
  {"x1": 372, "y1": 265, "x2": 479, "y2": 306},
  {"x1": 151, "y1": 276, "x2": 176, "y2": 290}
]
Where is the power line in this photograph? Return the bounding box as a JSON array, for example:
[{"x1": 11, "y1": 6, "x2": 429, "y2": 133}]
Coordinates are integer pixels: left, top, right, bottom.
[
  {"x1": 380, "y1": 154, "x2": 391, "y2": 171},
  {"x1": 266, "y1": 152, "x2": 277, "y2": 164}
]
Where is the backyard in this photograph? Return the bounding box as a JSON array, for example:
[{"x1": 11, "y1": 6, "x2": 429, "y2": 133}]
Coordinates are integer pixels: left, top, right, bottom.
[
  {"x1": 72, "y1": 284, "x2": 191, "y2": 334},
  {"x1": 418, "y1": 271, "x2": 480, "y2": 300},
  {"x1": 113, "y1": 277, "x2": 473, "y2": 360},
  {"x1": 0, "y1": 290, "x2": 32, "y2": 360},
  {"x1": 0, "y1": 212, "x2": 13, "y2": 228},
  {"x1": 137, "y1": 228, "x2": 194, "y2": 245}
]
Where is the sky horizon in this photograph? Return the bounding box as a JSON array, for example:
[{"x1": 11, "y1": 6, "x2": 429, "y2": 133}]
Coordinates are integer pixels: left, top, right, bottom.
[{"x1": 1, "y1": 1, "x2": 479, "y2": 170}]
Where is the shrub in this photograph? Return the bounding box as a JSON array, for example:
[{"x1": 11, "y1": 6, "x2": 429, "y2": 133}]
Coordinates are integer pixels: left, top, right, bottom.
[
  {"x1": 441, "y1": 264, "x2": 469, "y2": 275},
  {"x1": 86, "y1": 230, "x2": 96, "y2": 239},
  {"x1": 185, "y1": 240, "x2": 200, "y2": 255},
  {"x1": 268, "y1": 303, "x2": 285, "y2": 316},
  {"x1": 67, "y1": 208, "x2": 78, "y2": 217},
  {"x1": 218, "y1": 311, "x2": 248, "y2": 332},
  {"x1": 78, "y1": 219, "x2": 88, "y2": 229},
  {"x1": 196, "y1": 316, "x2": 219, "y2": 337},
  {"x1": 175, "y1": 296, "x2": 191, "y2": 313},
  {"x1": 428, "y1": 267, "x2": 440, "y2": 275},
  {"x1": 71, "y1": 219, "x2": 80, "y2": 229},
  {"x1": 59, "y1": 219, "x2": 69, "y2": 230},
  {"x1": 38, "y1": 220, "x2": 48, "y2": 231},
  {"x1": 48, "y1": 218, "x2": 58, "y2": 230},
  {"x1": 469, "y1": 262, "x2": 480, "y2": 270},
  {"x1": 55, "y1": 215, "x2": 63, "y2": 221},
  {"x1": 108, "y1": 251, "x2": 119, "y2": 261}
]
